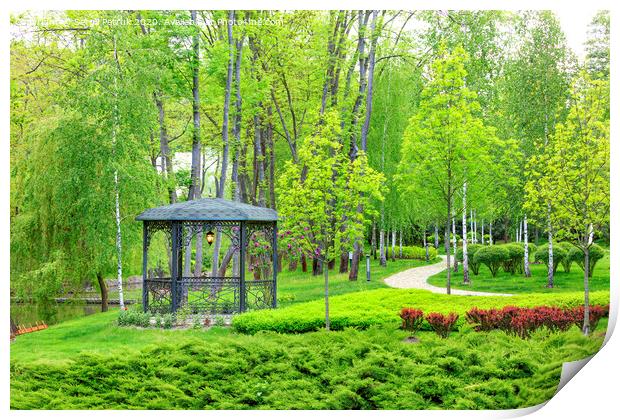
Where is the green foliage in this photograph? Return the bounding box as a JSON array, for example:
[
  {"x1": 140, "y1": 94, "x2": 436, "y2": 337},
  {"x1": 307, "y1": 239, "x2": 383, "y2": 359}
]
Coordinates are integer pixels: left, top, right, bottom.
[
  {"x1": 401, "y1": 246, "x2": 437, "y2": 261},
  {"x1": 571, "y1": 244, "x2": 605, "y2": 278},
  {"x1": 556, "y1": 242, "x2": 580, "y2": 273},
  {"x1": 534, "y1": 245, "x2": 566, "y2": 274},
  {"x1": 456, "y1": 244, "x2": 482, "y2": 275},
  {"x1": 473, "y1": 246, "x2": 509, "y2": 277},
  {"x1": 277, "y1": 111, "x2": 384, "y2": 264},
  {"x1": 10, "y1": 324, "x2": 605, "y2": 409},
  {"x1": 118, "y1": 308, "x2": 151, "y2": 328},
  {"x1": 232, "y1": 288, "x2": 609, "y2": 335}
]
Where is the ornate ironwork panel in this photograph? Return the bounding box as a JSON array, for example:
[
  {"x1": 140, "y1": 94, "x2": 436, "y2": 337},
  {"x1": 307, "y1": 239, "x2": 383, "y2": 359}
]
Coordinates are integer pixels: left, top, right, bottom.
[
  {"x1": 177, "y1": 276, "x2": 240, "y2": 314},
  {"x1": 245, "y1": 280, "x2": 275, "y2": 311},
  {"x1": 145, "y1": 278, "x2": 173, "y2": 314}
]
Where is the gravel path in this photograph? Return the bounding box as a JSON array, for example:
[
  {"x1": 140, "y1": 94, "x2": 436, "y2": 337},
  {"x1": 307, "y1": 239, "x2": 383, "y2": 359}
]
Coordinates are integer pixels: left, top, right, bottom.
[{"x1": 383, "y1": 255, "x2": 512, "y2": 296}]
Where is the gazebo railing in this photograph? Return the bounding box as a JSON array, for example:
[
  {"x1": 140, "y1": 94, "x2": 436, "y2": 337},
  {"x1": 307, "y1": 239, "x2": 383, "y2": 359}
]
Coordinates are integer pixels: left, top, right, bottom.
[{"x1": 144, "y1": 275, "x2": 275, "y2": 314}]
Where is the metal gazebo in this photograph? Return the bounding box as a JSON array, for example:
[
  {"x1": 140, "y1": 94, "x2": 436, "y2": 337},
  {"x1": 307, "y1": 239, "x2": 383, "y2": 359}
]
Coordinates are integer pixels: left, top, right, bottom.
[{"x1": 136, "y1": 198, "x2": 278, "y2": 314}]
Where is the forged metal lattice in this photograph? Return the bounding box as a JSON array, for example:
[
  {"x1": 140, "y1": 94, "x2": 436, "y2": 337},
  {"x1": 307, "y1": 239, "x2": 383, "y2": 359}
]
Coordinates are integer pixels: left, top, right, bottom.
[{"x1": 138, "y1": 198, "x2": 278, "y2": 315}]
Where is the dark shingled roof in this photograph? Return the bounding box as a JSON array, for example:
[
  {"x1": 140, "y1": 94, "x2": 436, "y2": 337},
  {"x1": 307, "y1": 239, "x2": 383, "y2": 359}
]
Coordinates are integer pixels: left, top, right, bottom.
[{"x1": 136, "y1": 198, "x2": 278, "y2": 222}]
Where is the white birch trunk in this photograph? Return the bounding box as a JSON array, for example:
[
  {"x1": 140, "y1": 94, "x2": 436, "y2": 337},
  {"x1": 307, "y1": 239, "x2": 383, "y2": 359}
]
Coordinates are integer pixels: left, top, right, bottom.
[
  {"x1": 481, "y1": 220, "x2": 485, "y2": 245},
  {"x1": 462, "y1": 182, "x2": 469, "y2": 284},
  {"x1": 391, "y1": 230, "x2": 396, "y2": 261},
  {"x1": 112, "y1": 36, "x2": 124, "y2": 309},
  {"x1": 399, "y1": 229, "x2": 403, "y2": 259},
  {"x1": 470, "y1": 209, "x2": 473, "y2": 244},
  {"x1": 524, "y1": 214, "x2": 531, "y2": 277},
  {"x1": 423, "y1": 229, "x2": 429, "y2": 262},
  {"x1": 489, "y1": 220, "x2": 493, "y2": 245},
  {"x1": 379, "y1": 229, "x2": 386, "y2": 266},
  {"x1": 547, "y1": 203, "x2": 554, "y2": 287},
  {"x1": 434, "y1": 224, "x2": 439, "y2": 249}
]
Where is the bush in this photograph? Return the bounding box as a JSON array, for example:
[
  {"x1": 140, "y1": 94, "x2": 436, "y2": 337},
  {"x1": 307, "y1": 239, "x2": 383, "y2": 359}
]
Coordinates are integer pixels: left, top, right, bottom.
[
  {"x1": 162, "y1": 313, "x2": 174, "y2": 329},
  {"x1": 465, "y1": 304, "x2": 609, "y2": 339},
  {"x1": 118, "y1": 308, "x2": 151, "y2": 328},
  {"x1": 557, "y1": 242, "x2": 580, "y2": 273},
  {"x1": 401, "y1": 245, "x2": 437, "y2": 261},
  {"x1": 571, "y1": 305, "x2": 608, "y2": 331},
  {"x1": 399, "y1": 308, "x2": 424, "y2": 336},
  {"x1": 571, "y1": 244, "x2": 605, "y2": 278},
  {"x1": 425, "y1": 312, "x2": 459, "y2": 338},
  {"x1": 473, "y1": 246, "x2": 509, "y2": 277},
  {"x1": 534, "y1": 244, "x2": 566, "y2": 274},
  {"x1": 501, "y1": 244, "x2": 523, "y2": 274},
  {"x1": 456, "y1": 244, "x2": 482, "y2": 275}
]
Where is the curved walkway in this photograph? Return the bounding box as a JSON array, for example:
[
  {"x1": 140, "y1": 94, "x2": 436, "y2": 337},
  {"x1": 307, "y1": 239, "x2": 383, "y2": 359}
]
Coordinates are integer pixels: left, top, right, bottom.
[{"x1": 384, "y1": 255, "x2": 512, "y2": 296}]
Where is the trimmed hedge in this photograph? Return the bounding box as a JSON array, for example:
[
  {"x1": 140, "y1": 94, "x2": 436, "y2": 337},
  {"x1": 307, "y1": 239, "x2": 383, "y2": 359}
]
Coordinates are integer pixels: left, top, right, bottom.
[
  {"x1": 572, "y1": 244, "x2": 605, "y2": 278},
  {"x1": 534, "y1": 245, "x2": 567, "y2": 274},
  {"x1": 456, "y1": 244, "x2": 482, "y2": 275},
  {"x1": 473, "y1": 246, "x2": 509, "y2": 277},
  {"x1": 401, "y1": 245, "x2": 437, "y2": 261},
  {"x1": 556, "y1": 242, "x2": 580, "y2": 273},
  {"x1": 232, "y1": 288, "x2": 610, "y2": 334}
]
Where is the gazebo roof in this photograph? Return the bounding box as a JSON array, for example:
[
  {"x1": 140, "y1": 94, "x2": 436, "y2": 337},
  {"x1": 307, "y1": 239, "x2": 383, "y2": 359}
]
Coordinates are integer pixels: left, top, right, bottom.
[{"x1": 136, "y1": 198, "x2": 278, "y2": 222}]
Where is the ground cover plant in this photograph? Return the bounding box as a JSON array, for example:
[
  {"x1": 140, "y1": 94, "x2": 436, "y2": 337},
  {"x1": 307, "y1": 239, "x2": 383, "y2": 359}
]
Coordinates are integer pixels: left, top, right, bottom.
[{"x1": 10, "y1": 314, "x2": 607, "y2": 409}]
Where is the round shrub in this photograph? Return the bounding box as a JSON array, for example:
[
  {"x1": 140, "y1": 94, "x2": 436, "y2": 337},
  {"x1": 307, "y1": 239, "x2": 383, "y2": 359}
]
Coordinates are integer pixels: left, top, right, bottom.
[
  {"x1": 456, "y1": 244, "x2": 482, "y2": 275},
  {"x1": 473, "y1": 246, "x2": 509, "y2": 277},
  {"x1": 501, "y1": 244, "x2": 523, "y2": 274},
  {"x1": 534, "y1": 244, "x2": 566, "y2": 274},
  {"x1": 571, "y1": 244, "x2": 605, "y2": 278},
  {"x1": 556, "y1": 242, "x2": 580, "y2": 273}
]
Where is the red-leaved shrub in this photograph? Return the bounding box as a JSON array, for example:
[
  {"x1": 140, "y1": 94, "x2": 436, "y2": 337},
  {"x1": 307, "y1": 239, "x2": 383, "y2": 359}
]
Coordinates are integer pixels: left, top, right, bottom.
[
  {"x1": 399, "y1": 308, "x2": 424, "y2": 336},
  {"x1": 465, "y1": 304, "x2": 610, "y2": 338},
  {"x1": 571, "y1": 305, "x2": 607, "y2": 332},
  {"x1": 425, "y1": 312, "x2": 459, "y2": 338}
]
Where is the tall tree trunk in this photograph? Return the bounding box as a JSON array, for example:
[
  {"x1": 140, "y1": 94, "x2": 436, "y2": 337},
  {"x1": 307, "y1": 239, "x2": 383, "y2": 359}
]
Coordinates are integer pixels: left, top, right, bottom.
[
  {"x1": 473, "y1": 211, "x2": 477, "y2": 243},
  {"x1": 489, "y1": 220, "x2": 493, "y2": 245},
  {"x1": 391, "y1": 230, "x2": 396, "y2": 262},
  {"x1": 470, "y1": 210, "x2": 474, "y2": 243},
  {"x1": 423, "y1": 229, "x2": 429, "y2": 262},
  {"x1": 301, "y1": 254, "x2": 308, "y2": 273},
  {"x1": 399, "y1": 229, "x2": 403, "y2": 259},
  {"x1": 324, "y1": 259, "x2": 330, "y2": 331},
  {"x1": 371, "y1": 221, "x2": 377, "y2": 259},
  {"x1": 546, "y1": 204, "x2": 554, "y2": 288},
  {"x1": 154, "y1": 92, "x2": 177, "y2": 204},
  {"x1": 583, "y1": 246, "x2": 590, "y2": 335},
  {"x1": 452, "y1": 216, "x2": 458, "y2": 272},
  {"x1": 267, "y1": 107, "x2": 276, "y2": 209},
  {"x1": 434, "y1": 224, "x2": 439, "y2": 249},
  {"x1": 379, "y1": 229, "x2": 386, "y2": 266},
  {"x1": 254, "y1": 113, "x2": 266, "y2": 207},
  {"x1": 211, "y1": 11, "x2": 235, "y2": 277},
  {"x1": 462, "y1": 182, "x2": 470, "y2": 284},
  {"x1": 445, "y1": 217, "x2": 452, "y2": 295},
  {"x1": 339, "y1": 251, "x2": 348, "y2": 273},
  {"x1": 111, "y1": 37, "x2": 124, "y2": 309},
  {"x1": 360, "y1": 9, "x2": 378, "y2": 152},
  {"x1": 524, "y1": 214, "x2": 531, "y2": 277},
  {"x1": 96, "y1": 272, "x2": 108, "y2": 312},
  {"x1": 231, "y1": 35, "x2": 243, "y2": 277},
  {"x1": 481, "y1": 220, "x2": 485, "y2": 245}
]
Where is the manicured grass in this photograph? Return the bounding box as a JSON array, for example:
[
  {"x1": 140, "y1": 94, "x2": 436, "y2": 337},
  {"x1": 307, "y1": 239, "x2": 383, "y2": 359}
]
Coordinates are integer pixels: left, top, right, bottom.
[
  {"x1": 10, "y1": 317, "x2": 606, "y2": 409},
  {"x1": 427, "y1": 251, "x2": 610, "y2": 294}
]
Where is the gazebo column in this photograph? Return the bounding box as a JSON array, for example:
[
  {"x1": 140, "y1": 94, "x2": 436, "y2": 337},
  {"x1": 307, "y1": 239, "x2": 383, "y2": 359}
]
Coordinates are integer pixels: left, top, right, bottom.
[
  {"x1": 272, "y1": 221, "x2": 278, "y2": 308},
  {"x1": 170, "y1": 221, "x2": 181, "y2": 313},
  {"x1": 142, "y1": 222, "x2": 148, "y2": 312},
  {"x1": 239, "y1": 221, "x2": 246, "y2": 312}
]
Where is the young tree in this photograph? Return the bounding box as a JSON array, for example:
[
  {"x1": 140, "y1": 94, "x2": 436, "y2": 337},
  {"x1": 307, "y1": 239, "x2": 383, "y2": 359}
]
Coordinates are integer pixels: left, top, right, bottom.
[
  {"x1": 277, "y1": 112, "x2": 384, "y2": 330},
  {"x1": 526, "y1": 74, "x2": 609, "y2": 335},
  {"x1": 398, "y1": 46, "x2": 496, "y2": 294}
]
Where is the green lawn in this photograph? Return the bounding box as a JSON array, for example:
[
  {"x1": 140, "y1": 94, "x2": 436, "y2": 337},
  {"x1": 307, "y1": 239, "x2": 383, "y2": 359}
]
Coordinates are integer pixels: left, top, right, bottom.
[{"x1": 427, "y1": 251, "x2": 610, "y2": 294}]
